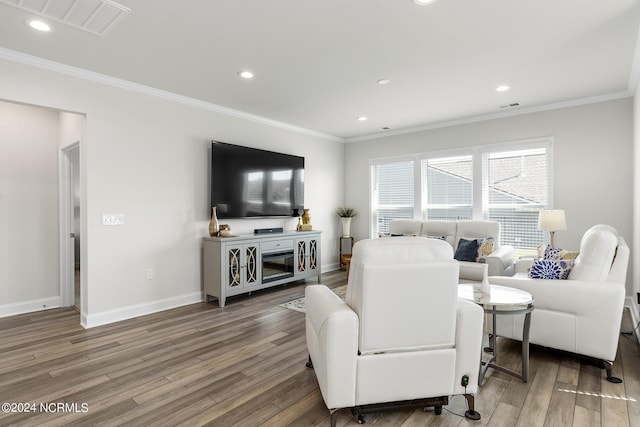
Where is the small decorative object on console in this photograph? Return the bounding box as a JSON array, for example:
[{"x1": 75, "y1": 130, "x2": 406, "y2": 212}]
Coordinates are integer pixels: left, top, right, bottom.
[
  {"x1": 219, "y1": 224, "x2": 233, "y2": 237},
  {"x1": 299, "y1": 208, "x2": 313, "y2": 231},
  {"x1": 209, "y1": 207, "x2": 219, "y2": 237},
  {"x1": 302, "y1": 208, "x2": 311, "y2": 224}
]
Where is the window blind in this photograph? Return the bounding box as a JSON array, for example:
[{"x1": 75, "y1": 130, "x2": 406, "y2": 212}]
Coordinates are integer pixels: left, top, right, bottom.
[
  {"x1": 421, "y1": 155, "x2": 473, "y2": 221},
  {"x1": 370, "y1": 160, "x2": 414, "y2": 237},
  {"x1": 483, "y1": 148, "x2": 549, "y2": 251},
  {"x1": 368, "y1": 139, "x2": 552, "y2": 252}
]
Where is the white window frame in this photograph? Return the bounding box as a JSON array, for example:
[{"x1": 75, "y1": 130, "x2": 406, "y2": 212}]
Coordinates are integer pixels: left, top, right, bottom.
[
  {"x1": 421, "y1": 153, "x2": 474, "y2": 221},
  {"x1": 368, "y1": 137, "x2": 554, "y2": 248},
  {"x1": 369, "y1": 155, "x2": 417, "y2": 237}
]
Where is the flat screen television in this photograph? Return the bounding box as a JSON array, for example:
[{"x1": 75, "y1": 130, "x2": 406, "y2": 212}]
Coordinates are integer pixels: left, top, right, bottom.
[{"x1": 210, "y1": 141, "x2": 305, "y2": 218}]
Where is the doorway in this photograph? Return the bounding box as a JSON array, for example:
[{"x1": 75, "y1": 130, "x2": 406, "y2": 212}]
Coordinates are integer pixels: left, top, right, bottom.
[{"x1": 60, "y1": 143, "x2": 81, "y2": 311}]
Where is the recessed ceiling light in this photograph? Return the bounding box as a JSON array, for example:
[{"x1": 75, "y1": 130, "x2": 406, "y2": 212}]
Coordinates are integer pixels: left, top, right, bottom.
[
  {"x1": 495, "y1": 85, "x2": 511, "y2": 92},
  {"x1": 377, "y1": 79, "x2": 390, "y2": 85},
  {"x1": 238, "y1": 71, "x2": 254, "y2": 79},
  {"x1": 357, "y1": 116, "x2": 368, "y2": 121},
  {"x1": 413, "y1": 0, "x2": 438, "y2": 5},
  {"x1": 27, "y1": 19, "x2": 51, "y2": 32}
]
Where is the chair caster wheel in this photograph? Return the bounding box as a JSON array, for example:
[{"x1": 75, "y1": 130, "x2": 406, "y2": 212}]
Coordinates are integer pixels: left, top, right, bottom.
[
  {"x1": 434, "y1": 405, "x2": 442, "y2": 415},
  {"x1": 465, "y1": 409, "x2": 481, "y2": 420},
  {"x1": 357, "y1": 414, "x2": 365, "y2": 424}
]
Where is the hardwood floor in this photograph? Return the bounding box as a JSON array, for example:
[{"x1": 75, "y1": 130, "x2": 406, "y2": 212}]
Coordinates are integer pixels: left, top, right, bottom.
[{"x1": 1, "y1": 270, "x2": 639, "y2": 426}]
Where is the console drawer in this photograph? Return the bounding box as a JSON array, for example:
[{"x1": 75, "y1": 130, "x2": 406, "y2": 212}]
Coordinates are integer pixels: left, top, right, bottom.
[{"x1": 261, "y1": 239, "x2": 294, "y2": 253}]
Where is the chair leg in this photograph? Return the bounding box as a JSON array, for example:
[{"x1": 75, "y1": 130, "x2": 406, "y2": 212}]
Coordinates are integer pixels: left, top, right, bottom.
[
  {"x1": 463, "y1": 394, "x2": 481, "y2": 420},
  {"x1": 329, "y1": 409, "x2": 338, "y2": 427},
  {"x1": 306, "y1": 354, "x2": 313, "y2": 368},
  {"x1": 604, "y1": 361, "x2": 622, "y2": 383}
]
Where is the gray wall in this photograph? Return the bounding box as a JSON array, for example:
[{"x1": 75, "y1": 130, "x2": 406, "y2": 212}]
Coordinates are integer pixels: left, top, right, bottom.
[
  {"x1": 0, "y1": 57, "x2": 345, "y2": 326},
  {"x1": 0, "y1": 101, "x2": 60, "y2": 307}
]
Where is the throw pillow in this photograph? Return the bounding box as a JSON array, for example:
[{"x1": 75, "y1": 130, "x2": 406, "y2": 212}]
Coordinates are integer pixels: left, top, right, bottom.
[
  {"x1": 561, "y1": 250, "x2": 579, "y2": 260},
  {"x1": 543, "y1": 244, "x2": 562, "y2": 260},
  {"x1": 454, "y1": 238, "x2": 480, "y2": 262},
  {"x1": 542, "y1": 244, "x2": 577, "y2": 261},
  {"x1": 528, "y1": 259, "x2": 573, "y2": 279},
  {"x1": 529, "y1": 244, "x2": 574, "y2": 279},
  {"x1": 425, "y1": 235, "x2": 446, "y2": 240},
  {"x1": 457, "y1": 236, "x2": 494, "y2": 263},
  {"x1": 477, "y1": 237, "x2": 495, "y2": 263}
]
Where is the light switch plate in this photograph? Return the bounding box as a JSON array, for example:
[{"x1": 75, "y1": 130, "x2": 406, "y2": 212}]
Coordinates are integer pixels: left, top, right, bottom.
[{"x1": 102, "y1": 214, "x2": 125, "y2": 225}]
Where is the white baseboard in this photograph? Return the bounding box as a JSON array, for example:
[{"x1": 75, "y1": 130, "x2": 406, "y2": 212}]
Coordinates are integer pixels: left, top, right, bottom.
[
  {"x1": 0, "y1": 296, "x2": 62, "y2": 318},
  {"x1": 83, "y1": 292, "x2": 203, "y2": 328},
  {"x1": 624, "y1": 296, "x2": 640, "y2": 342},
  {"x1": 4, "y1": 267, "x2": 345, "y2": 328},
  {"x1": 322, "y1": 263, "x2": 341, "y2": 273}
]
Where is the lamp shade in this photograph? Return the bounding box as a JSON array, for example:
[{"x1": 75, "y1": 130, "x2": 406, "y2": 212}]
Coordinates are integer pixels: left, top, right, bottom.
[{"x1": 538, "y1": 210, "x2": 567, "y2": 232}]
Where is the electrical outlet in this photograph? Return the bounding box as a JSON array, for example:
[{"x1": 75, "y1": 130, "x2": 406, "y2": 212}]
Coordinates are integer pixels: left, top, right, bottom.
[{"x1": 146, "y1": 268, "x2": 154, "y2": 280}]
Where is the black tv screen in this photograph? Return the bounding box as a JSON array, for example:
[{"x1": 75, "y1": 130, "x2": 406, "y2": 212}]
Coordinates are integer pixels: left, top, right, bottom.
[{"x1": 211, "y1": 141, "x2": 305, "y2": 218}]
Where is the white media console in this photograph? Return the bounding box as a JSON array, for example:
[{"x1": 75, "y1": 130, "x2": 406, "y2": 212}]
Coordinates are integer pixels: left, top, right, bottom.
[{"x1": 203, "y1": 230, "x2": 321, "y2": 307}]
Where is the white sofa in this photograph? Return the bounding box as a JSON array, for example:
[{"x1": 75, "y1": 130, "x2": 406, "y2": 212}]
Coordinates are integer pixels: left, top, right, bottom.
[
  {"x1": 488, "y1": 224, "x2": 629, "y2": 382},
  {"x1": 305, "y1": 237, "x2": 484, "y2": 424},
  {"x1": 389, "y1": 219, "x2": 515, "y2": 281}
]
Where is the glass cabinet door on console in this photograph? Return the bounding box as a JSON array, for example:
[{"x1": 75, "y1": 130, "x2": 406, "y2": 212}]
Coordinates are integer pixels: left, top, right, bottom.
[
  {"x1": 225, "y1": 243, "x2": 260, "y2": 289},
  {"x1": 295, "y1": 236, "x2": 320, "y2": 281}
]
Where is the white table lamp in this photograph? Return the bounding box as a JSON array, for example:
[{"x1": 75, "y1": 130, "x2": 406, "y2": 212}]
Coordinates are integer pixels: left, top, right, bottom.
[{"x1": 538, "y1": 209, "x2": 566, "y2": 247}]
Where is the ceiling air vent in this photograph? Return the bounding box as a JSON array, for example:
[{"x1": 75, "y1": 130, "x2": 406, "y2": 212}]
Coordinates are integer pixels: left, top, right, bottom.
[
  {"x1": 2, "y1": 0, "x2": 130, "y2": 36},
  {"x1": 499, "y1": 102, "x2": 521, "y2": 109}
]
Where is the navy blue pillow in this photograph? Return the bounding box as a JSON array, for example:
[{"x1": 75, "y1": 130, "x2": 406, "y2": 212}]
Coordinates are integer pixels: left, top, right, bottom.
[{"x1": 454, "y1": 238, "x2": 480, "y2": 262}]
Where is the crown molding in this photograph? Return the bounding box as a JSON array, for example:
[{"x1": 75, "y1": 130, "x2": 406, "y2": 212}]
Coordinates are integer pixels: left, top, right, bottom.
[
  {"x1": 628, "y1": 23, "x2": 640, "y2": 94},
  {"x1": 1, "y1": 47, "x2": 633, "y2": 145},
  {"x1": 345, "y1": 91, "x2": 633, "y2": 143},
  {"x1": 0, "y1": 47, "x2": 343, "y2": 143}
]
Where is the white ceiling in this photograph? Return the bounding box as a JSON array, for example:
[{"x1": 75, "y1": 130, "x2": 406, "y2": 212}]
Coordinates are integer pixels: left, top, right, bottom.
[{"x1": 1, "y1": 0, "x2": 639, "y2": 141}]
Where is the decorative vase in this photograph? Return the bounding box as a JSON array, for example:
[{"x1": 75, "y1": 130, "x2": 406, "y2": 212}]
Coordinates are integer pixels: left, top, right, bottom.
[
  {"x1": 341, "y1": 217, "x2": 352, "y2": 237},
  {"x1": 473, "y1": 263, "x2": 491, "y2": 295},
  {"x1": 301, "y1": 209, "x2": 311, "y2": 225},
  {"x1": 209, "y1": 207, "x2": 219, "y2": 237}
]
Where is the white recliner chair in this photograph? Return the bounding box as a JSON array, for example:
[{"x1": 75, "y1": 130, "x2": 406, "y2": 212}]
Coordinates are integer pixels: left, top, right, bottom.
[
  {"x1": 489, "y1": 224, "x2": 629, "y2": 382},
  {"x1": 305, "y1": 237, "x2": 484, "y2": 425}
]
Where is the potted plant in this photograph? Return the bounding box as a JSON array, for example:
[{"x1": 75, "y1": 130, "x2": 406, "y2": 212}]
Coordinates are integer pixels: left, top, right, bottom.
[{"x1": 336, "y1": 207, "x2": 357, "y2": 237}]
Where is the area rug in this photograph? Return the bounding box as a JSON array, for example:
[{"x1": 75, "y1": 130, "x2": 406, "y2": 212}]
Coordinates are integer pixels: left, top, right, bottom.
[{"x1": 279, "y1": 285, "x2": 347, "y2": 313}]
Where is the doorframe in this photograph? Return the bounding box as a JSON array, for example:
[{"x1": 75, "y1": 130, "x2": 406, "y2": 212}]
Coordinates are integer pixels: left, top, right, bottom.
[{"x1": 59, "y1": 142, "x2": 80, "y2": 309}]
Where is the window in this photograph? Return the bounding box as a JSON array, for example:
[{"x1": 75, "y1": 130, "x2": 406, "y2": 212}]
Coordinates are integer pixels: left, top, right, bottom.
[
  {"x1": 369, "y1": 139, "x2": 552, "y2": 254},
  {"x1": 370, "y1": 160, "x2": 414, "y2": 237},
  {"x1": 484, "y1": 148, "x2": 548, "y2": 255},
  {"x1": 421, "y1": 155, "x2": 473, "y2": 221}
]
